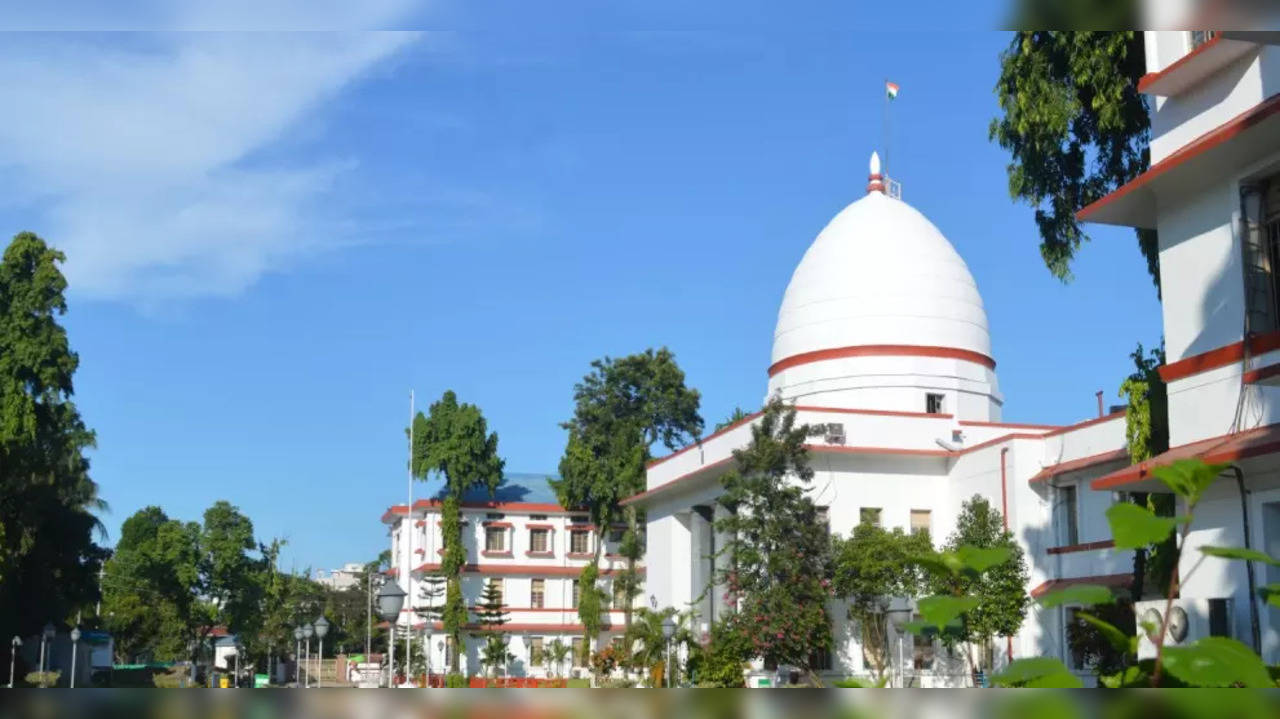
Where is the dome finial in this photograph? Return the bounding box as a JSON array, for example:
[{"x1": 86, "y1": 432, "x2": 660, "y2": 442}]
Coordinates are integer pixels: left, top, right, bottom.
[{"x1": 866, "y1": 150, "x2": 885, "y2": 194}]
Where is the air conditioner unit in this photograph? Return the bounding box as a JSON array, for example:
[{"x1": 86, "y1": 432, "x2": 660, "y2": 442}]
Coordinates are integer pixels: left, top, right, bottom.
[
  {"x1": 824, "y1": 423, "x2": 846, "y2": 445},
  {"x1": 1134, "y1": 597, "x2": 1233, "y2": 659}
]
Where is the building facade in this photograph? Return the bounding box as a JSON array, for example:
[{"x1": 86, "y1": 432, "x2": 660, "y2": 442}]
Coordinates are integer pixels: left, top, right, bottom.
[
  {"x1": 382, "y1": 474, "x2": 640, "y2": 679},
  {"x1": 316, "y1": 563, "x2": 366, "y2": 591},
  {"x1": 628, "y1": 154, "x2": 1137, "y2": 686},
  {"x1": 1080, "y1": 29, "x2": 1280, "y2": 663}
]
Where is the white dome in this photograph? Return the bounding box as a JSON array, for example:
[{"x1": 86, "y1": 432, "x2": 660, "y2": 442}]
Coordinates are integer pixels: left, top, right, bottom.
[{"x1": 767, "y1": 165, "x2": 1001, "y2": 419}]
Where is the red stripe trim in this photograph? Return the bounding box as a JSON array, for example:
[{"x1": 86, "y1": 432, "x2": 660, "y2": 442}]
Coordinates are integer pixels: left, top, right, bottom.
[
  {"x1": 1046, "y1": 539, "x2": 1116, "y2": 555},
  {"x1": 1137, "y1": 36, "x2": 1222, "y2": 94},
  {"x1": 1029, "y1": 448, "x2": 1132, "y2": 484},
  {"x1": 1092, "y1": 423, "x2": 1280, "y2": 490},
  {"x1": 483, "y1": 521, "x2": 513, "y2": 528},
  {"x1": 768, "y1": 344, "x2": 996, "y2": 377},
  {"x1": 1243, "y1": 363, "x2": 1280, "y2": 384},
  {"x1": 412, "y1": 563, "x2": 637, "y2": 576},
  {"x1": 526, "y1": 524, "x2": 555, "y2": 530},
  {"x1": 645, "y1": 412, "x2": 763, "y2": 469},
  {"x1": 413, "y1": 500, "x2": 570, "y2": 513},
  {"x1": 1079, "y1": 93, "x2": 1280, "y2": 223},
  {"x1": 959, "y1": 419, "x2": 1062, "y2": 431},
  {"x1": 1160, "y1": 331, "x2": 1280, "y2": 382}
]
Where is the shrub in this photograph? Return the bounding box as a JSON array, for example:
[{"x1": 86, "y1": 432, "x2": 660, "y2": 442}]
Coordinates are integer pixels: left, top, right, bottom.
[
  {"x1": 445, "y1": 672, "x2": 467, "y2": 688},
  {"x1": 688, "y1": 618, "x2": 750, "y2": 688},
  {"x1": 598, "y1": 677, "x2": 635, "y2": 688},
  {"x1": 25, "y1": 671, "x2": 60, "y2": 688}
]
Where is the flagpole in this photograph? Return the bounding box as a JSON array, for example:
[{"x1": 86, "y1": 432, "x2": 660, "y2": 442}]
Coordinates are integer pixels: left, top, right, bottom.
[
  {"x1": 405, "y1": 389, "x2": 414, "y2": 686},
  {"x1": 882, "y1": 76, "x2": 890, "y2": 182}
]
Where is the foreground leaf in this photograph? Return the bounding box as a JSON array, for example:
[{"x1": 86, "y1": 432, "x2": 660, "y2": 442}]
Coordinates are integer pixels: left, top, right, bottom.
[
  {"x1": 915, "y1": 551, "x2": 966, "y2": 577},
  {"x1": 1106, "y1": 503, "x2": 1184, "y2": 549},
  {"x1": 1037, "y1": 584, "x2": 1115, "y2": 609},
  {"x1": 991, "y1": 657, "x2": 1083, "y2": 688},
  {"x1": 1259, "y1": 584, "x2": 1280, "y2": 609},
  {"x1": 1200, "y1": 546, "x2": 1280, "y2": 566},
  {"x1": 1162, "y1": 636, "x2": 1273, "y2": 688},
  {"x1": 916, "y1": 595, "x2": 978, "y2": 631},
  {"x1": 1098, "y1": 665, "x2": 1148, "y2": 688},
  {"x1": 1150, "y1": 459, "x2": 1230, "y2": 506},
  {"x1": 955, "y1": 545, "x2": 1011, "y2": 573},
  {"x1": 833, "y1": 676, "x2": 887, "y2": 688}
]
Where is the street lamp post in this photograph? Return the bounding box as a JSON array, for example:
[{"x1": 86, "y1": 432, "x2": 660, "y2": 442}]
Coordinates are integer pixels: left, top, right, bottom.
[
  {"x1": 302, "y1": 623, "x2": 314, "y2": 689},
  {"x1": 661, "y1": 616, "x2": 676, "y2": 689},
  {"x1": 39, "y1": 623, "x2": 55, "y2": 686},
  {"x1": 314, "y1": 617, "x2": 329, "y2": 689},
  {"x1": 232, "y1": 639, "x2": 241, "y2": 688},
  {"x1": 375, "y1": 581, "x2": 407, "y2": 688},
  {"x1": 69, "y1": 627, "x2": 81, "y2": 688},
  {"x1": 9, "y1": 636, "x2": 22, "y2": 688},
  {"x1": 293, "y1": 627, "x2": 304, "y2": 688}
]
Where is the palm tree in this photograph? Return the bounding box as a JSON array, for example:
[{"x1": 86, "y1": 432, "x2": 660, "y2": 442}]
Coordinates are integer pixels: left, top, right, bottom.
[
  {"x1": 545, "y1": 639, "x2": 571, "y2": 678},
  {"x1": 625, "y1": 608, "x2": 695, "y2": 686}
]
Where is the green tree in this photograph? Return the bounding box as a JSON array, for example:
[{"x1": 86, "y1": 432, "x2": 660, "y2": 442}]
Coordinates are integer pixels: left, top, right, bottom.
[
  {"x1": 832, "y1": 523, "x2": 933, "y2": 683},
  {"x1": 931, "y1": 495, "x2": 1030, "y2": 670},
  {"x1": 544, "y1": 638, "x2": 571, "y2": 679},
  {"x1": 475, "y1": 579, "x2": 511, "y2": 677},
  {"x1": 624, "y1": 607, "x2": 697, "y2": 686},
  {"x1": 990, "y1": 31, "x2": 1158, "y2": 291},
  {"x1": 101, "y1": 506, "x2": 200, "y2": 662},
  {"x1": 197, "y1": 501, "x2": 265, "y2": 662},
  {"x1": 1119, "y1": 342, "x2": 1173, "y2": 600},
  {"x1": 0, "y1": 232, "x2": 107, "y2": 650},
  {"x1": 713, "y1": 395, "x2": 832, "y2": 685},
  {"x1": 713, "y1": 406, "x2": 752, "y2": 432},
  {"x1": 412, "y1": 390, "x2": 505, "y2": 673},
  {"x1": 553, "y1": 347, "x2": 703, "y2": 644}
]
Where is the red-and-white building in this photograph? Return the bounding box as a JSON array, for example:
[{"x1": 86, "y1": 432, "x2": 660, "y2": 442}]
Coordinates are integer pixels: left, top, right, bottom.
[
  {"x1": 381, "y1": 473, "x2": 641, "y2": 679},
  {"x1": 625, "y1": 152, "x2": 1139, "y2": 686},
  {"x1": 1079, "y1": 28, "x2": 1280, "y2": 663}
]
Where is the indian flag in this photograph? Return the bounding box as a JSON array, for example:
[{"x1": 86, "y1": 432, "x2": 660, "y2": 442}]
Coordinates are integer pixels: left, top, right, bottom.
[{"x1": 886, "y1": 81, "x2": 899, "y2": 100}]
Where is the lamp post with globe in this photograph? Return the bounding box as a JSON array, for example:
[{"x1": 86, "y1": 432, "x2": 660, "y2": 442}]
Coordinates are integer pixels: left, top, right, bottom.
[
  {"x1": 313, "y1": 616, "x2": 329, "y2": 688},
  {"x1": 375, "y1": 581, "x2": 406, "y2": 688},
  {"x1": 39, "y1": 623, "x2": 55, "y2": 685},
  {"x1": 661, "y1": 616, "x2": 677, "y2": 688},
  {"x1": 302, "y1": 623, "x2": 314, "y2": 688},
  {"x1": 9, "y1": 636, "x2": 21, "y2": 688},
  {"x1": 293, "y1": 627, "x2": 304, "y2": 688},
  {"x1": 69, "y1": 626, "x2": 81, "y2": 688}
]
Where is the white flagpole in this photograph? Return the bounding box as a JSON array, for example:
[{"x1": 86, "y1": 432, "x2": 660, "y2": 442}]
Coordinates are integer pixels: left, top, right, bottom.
[
  {"x1": 882, "y1": 77, "x2": 890, "y2": 182},
  {"x1": 405, "y1": 389, "x2": 415, "y2": 686}
]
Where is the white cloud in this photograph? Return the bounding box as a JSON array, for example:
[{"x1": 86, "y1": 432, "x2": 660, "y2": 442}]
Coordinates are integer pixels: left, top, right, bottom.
[{"x1": 0, "y1": 31, "x2": 420, "y2": 301}]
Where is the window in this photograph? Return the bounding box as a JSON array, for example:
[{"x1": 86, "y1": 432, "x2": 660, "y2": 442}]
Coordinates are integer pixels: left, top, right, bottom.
[
  {"x1": 570, "y1": 529, "x2": 591, "y2": 555},
  {"x1": 926, "y1": 393, "x2": 945, "y2": 414},
  {"x1": 1055, "y1": 485, "x2": 1079, "y2": 546},
  {"x1": 809, "y1": 646, "x2": 833, "y2": 672},
  {"x1": 608, "y1": 526, "x2": 626, "y2": 543},
  {"x1": 816, "y1": 506, "x2": 830, "y2": 535},
  {"x1": 572, "y1": 637, "x2": 587, "y2": 667},
  {"x1": 487, "y1": 578, "x2": 505, "y2": 606},
  {"x1": 1241, "y1": 176, "x2": 1280, "y2": 333},
  {"x1": 912, "y1": 614, "x2": 935, "y2": 670},
  {"x1": 529, "y1": 514, "x2": 547, "y2": 521},
  {"x1": 1189, "y1": 30, "x2": 1217, "y2": 50},
  {"x1": 531, "y1": 578, "x2": 545, "y2": 609},
  {"x1": 612, "y1": 581, "x2": 628, "y2": 608},
  {"x1": 529, "y1": 528, "x2": 550, "y2": 553},
  {"x1": 530, "y1": 637, "x2": 544, "y2": 666},
  {"x1": 1209, "y1": 599, "x2": 1231, "y2": 637},
  {"x1": 860, "y1": 507, "x2": 882, "y2": 527},
  {"x1": 1066, "y1": 607, "x2": 1087, "y2": 669},
  {"x1": 572, "y1": 579, "x2": 580, "y2": 609},
  {"x1": 486, "y1": 512, "x2": 505, "y2": 520},
  {"x1": 910, "y1": 509, "x2": 931, "y2": 536},
  {"x1": 485, "y1": 526, "x2": 507, "y2": 552}
]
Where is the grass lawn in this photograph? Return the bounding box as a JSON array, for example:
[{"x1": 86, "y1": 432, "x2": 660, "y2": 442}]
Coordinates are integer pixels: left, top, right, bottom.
[{"x1": 565, "y1": 678, "x2": 590, "y2": 688}]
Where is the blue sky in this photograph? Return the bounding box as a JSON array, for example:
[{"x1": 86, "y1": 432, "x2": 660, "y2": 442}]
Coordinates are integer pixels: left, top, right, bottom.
[{"x1": 0, "y1": 11, "x2": 1163, "y2": 573}]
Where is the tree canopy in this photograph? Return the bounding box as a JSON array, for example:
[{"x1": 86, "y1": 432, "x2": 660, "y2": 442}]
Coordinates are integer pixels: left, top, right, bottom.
[
  {"x1": 990, "y1": 31, "x2": 1157, "y2": 291},
  {"x1": 930, "y1": 495, "x2": 1030, "y2": 667},
  {"x1": 411, "y1": 389, "x2": 505, "y2": 674},
  {"x1": 832, "y1": 522, "x2": 933, "y2": 682},
  {"x1": 0, "y1": 231, "x2": 106, "y2": 646},
  {"x1": 714, "y1": 396, "x2": 832, "y2": 683}
]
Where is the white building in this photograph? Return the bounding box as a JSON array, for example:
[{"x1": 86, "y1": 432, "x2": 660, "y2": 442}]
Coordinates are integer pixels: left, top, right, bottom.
[
  {"x1": 316, "y1": 563, "x2": 366, "y2": 592},
  {"x1": 1079, "y1": 29, "x2": 1280, "y2": 663},
  {"x1": 627, "y1": 153, "x2": 1138, "y2": 686},
  {"x1": 382, "y1": 473, "x2": 639, "y2": 679}
]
